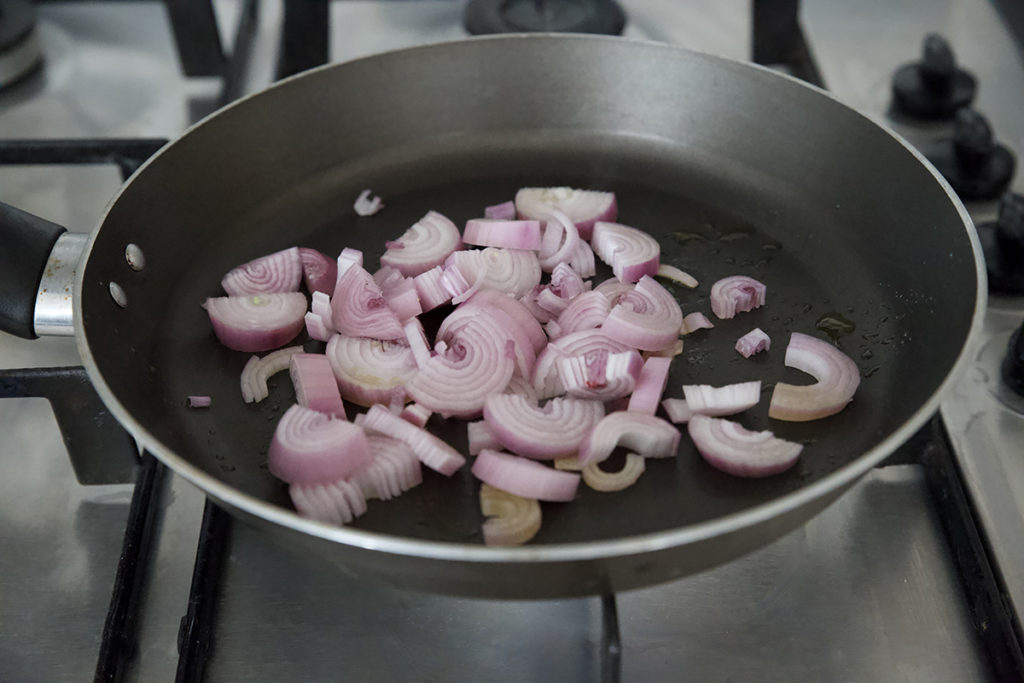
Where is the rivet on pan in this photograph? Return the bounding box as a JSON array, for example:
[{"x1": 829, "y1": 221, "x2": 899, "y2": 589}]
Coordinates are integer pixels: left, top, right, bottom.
[
  {"x1": 109, "y1": 281, "x2": 128, "y2": 308},
  {"x1": 125, "y1": 243, "x2": 146, "y2": 271}
]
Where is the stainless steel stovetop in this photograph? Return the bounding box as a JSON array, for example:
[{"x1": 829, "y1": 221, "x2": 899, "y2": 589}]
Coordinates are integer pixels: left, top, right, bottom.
[{"x1": 0, "y1": 2, "x2": 1021, "y2": 681}]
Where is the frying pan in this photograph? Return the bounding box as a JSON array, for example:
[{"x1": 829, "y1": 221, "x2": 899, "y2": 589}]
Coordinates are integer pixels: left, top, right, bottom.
[{"x1": 0, "y1": 35, "x2": 984, "y2": 599}]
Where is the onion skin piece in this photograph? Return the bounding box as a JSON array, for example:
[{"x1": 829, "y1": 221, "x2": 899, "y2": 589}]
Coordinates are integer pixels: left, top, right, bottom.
[
  {"x1": 514, "y1": 187, "x2": 617, "y2": 241},
  {"x1": 769, "y1": 332, "x2": 861, "y2": 421},
  {"x1": 483, "y1": 394, "x2": 605, "y2": 460},
  {"x1": 479, "y1": 484, "x2": 542, "y2": 547},
  {"x1": 380, "y1": 210, "x2": 462, "y2": 277},
  {"x1": 289, "y1": 353, "x2": 347, "y2": 419},
  {"x1": 361, "y1": 404, "x2": 465, "y2": 476},
  {"x1": 471, "y1": 449, "x2": 580, "y2": 502},
  {"x1": 683, "y1": 381, "x2": 761, "y2": 417},
  {"x1": 578, "y1": 412, "x2": 681, "y2": 466},
  {"x1": 582, "y1": 453, "x2": 646, "y2": 492},
  {"x1": 736, "y1": 328, "x2": 771, "y2": 358},
  {"x1": 687, "y1": 414, "x2": 802, "y2": 478},
  {"x1": 710, "y1": 275, "x2": 767, "y2": 319},
  {"x1": 591, "y1": 221, "x2": 660, "y2": 284},
  {"x1": 267, "y1": 405, "x2": 372, "y2": 485},
  {"x1": 205, "y1": 293, "x2": 307, "y2": 353},
  {"x1": 221, "y1": 247, "x2": 303, "y2": 296}
]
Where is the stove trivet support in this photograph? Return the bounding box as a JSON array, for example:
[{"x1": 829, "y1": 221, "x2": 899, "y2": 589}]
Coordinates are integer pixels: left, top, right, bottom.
[{"x1": 601, "y1": 592, "x2": 622, "y2": 683}]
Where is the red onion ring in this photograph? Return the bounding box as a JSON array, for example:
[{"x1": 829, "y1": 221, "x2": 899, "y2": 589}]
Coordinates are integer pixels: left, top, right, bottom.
[
  {"x1": 204, "y1": 292, "x2": 307, "y2": 352},
  {"x1": 221, "y1": 247, "x2": 303, "y2": 296},
  {"x1": 577, "y1": 411, "x2": 681, "y2": 465},
  {"x1": 769, "y1": 332, "x2": 860, "y2": 421},
  {"x1": 325, "y1": 335, "x2": 417, "y2": 407},
  {"x1": 591, "y1": 221, "x2": 661, "y2": 284},
  {"x1": 331, "y1": 264, "x2": 404, "y2": 341},
  {"x1": 471, "y1": 449, "x2": 580, "y2": 502},
  {"x1": 268, "y1": 405, "x2": 372, "y2": 484},
  {"x1": 538, "y1": 211, "x2": 581, "y2": 272},
  {"x1": 687, "y1": 414, "x2": 802, "y2": 477},
  {"x1": 447, "y1": 247, "x2": 542, "y2": 299},
  {"x1": 532, "y1": 329, "x2": 632, "y2": 399},
  {"x1": 483, "y1": 394, "x2": 605, "y2": 460},
  {"x1": 549, "y1": 262, "x2": 589, "y2": 300},
  {"x1": 412, "y1": 266, "x2": 452, "y2": 312},
  {"x1": 514, "y1": 187, "x2": 617, "y2": 241},
  {"x1": 710, "y1": 275, "x2": 767, "y2": 319},
  {"x1": 545, "y1": 290, "x2": 610, "y2": 340},
  {"x1": 380, "y1": 211, "x2": 462, "y2": 277},
  {"x1": 601, "y1": 276, "x2": 683, "y2": 351}
]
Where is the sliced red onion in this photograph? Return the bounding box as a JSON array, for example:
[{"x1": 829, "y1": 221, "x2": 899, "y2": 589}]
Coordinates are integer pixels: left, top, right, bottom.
[
  {"x1": 680, "y1": 311, "x2": 714, "y2": 335},
  {"x1": 472, "y1": 449, "x2": 580, "y2": 502},
  {"x1": 447, "y1": 247, "x2": 542, "y2": 299},
  {"x1": 310, "y1": 291, "x2": 334, "y2": 326},
  {"x1": 549, "y1": 262, "x2": 589, "y2": 300},
  {"x1": 298, "y1": 248, "x2": 338, "y2": 295},
  {"x1": 591, "y1": 221, "x2": 660, "y2": 284},
  {"x1": 305, "y1": 312, "x2": 333, "y2": 342},
  {"x1": 240, "y1": 345, "x2": 304, "y2": 403},
  {"x1": 435, "y1": 303, "x2": 535, "y2": 380},
  {"x1": 403, "y1": 318, "x2": 432, "y2": 369},
  {"x1": 204, "y1": 292, "x2": 307, "y2": 353},
  {"x1": 380, "y1": 211, "x2": 462, "y2": 277},
  {"x1": 221, "y1": 247, "x2": 303, "y2": 296},
  {"x1": 325, "y1": 335, "x2": 417, "y2": 407},
  {"x1": 361, "y1": 404, "x2": 465, "y2": 475},
  {"x1": 557, "y1": 349, "x2": 643, "y2": 401},
  {"x1": 661, "y1": 398, "x2": 692, "y2": 424},
  {"x1": 337, "y1": 247, "x2": 363, "y2": 280},
  {"x1": 483, "y1": 394, "x2": 605, "y2": 460},
  {"x1": 187, "y1": 395, "x2": 211, "y2": 408},
  {"x1": 331, "y1": 264, "x2": 404, "y2": 340},
  {"x1": 479, "y1": 483, "x2": 542, "y2": 546},
  {"x1": 646, "y1": 339, "x2": 684, "y2": 358},
  {"x1": 736, "y1": 328, "x2": 771, "y2": 358},
  {"x1": 601, "y1": 276, "x2": 683, "y2": 351},
  {"x1": 545, "y1": 291, "x2": 610, "y2": 340},
  {"x1": 656, "y1": 264, "x2": 699, "y2": 288},
  {"x1": 627, "y1": 356, "x2": 672, "y2": 415},
  {"x1": 440, "y1": 263, "x2": 474, "y2": 302},
  {"x1": 578, "y1": 411, "x2": 681, "y2": 465},
  {"x1": 353, "y1": 189, "x2": 384, "y2": 216},
  {"x1": 537, "y1": 211, "x2": 581, "y2": 272},
  {"x1": 532, "y1": 330, "x2": 632, "y2": 399},
  {"x1": 380, "y1": 276, "x2": 422, "y2": 322},
  {"x1": 568, "y1": 239, "x2": 596, "y2": 278},
  {"x1": 553, "y1": 457, "x2": 585, "y2": 471},
  {"x1": 412, "y1": 266, "x2": 452, "y2": 312},
  {"x1": 373, "y1": 265, "x2": 404, "y2": 289},
  {"x1": 406, "y1": 316, "x2": 516, "y2": 419},
  {"x1": 710, "y1": 275, "x2": 767, "y2": 319},
  {"x1": 268, "y1": 405, "x2": 371, "y2": 484},
  {"x1": 594, "y1": 277, "x2": 634, "y2": 305},
  {"x1": 514, "y1": 187, "x2": 617, "y2": 240},
  {"x1": 467, "y1": 420, "x2": 501, "y2": 455},
  {"x1": 582, "y1": 453, "x2": 646, "y2": 492},
  {"x1": 687, "y1": 414, "x2": 802, "y2": 477},
  {"x1": 535, "y1": 287, "x2": 570, "y2": 318},
  {"x1": 769, "y1": 332, "x2": 860, "y2": 421},
  {"x1": 519, "y1": 286, "x2": 557, "y2": 324},
  {"x1": 463, "y1": 289, "x2": 547, "y2": 353},
  {"x1": 289, "y1": 353, "x2": 347, "y2": 419},
  {"x1": 683, "y1": 381, "x2": 761, "y2": 416},
  {"x1": 463, "y1": 219, "x2": 542, "y2": 250},
  {"x1": 353, "y1": 435, "x2": 422, "y2": 500},
  {"x1": 504, "y1": 372, "x2": 540, "y2": 403},
  {"x1": 290, "y1": 478, "x2": 368, "y2": 526},
  {"x1": 484, "y1": 200, "x2": 517, "y2": 220},
  {"x1": 399, "y1": 403, "x2": 431, "y2": 429}
]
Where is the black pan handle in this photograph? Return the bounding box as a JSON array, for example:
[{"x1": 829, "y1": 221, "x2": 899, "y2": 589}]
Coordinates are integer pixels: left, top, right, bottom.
[{"x1": 0, "y1": 201, "x2": 68, "y2": 339}]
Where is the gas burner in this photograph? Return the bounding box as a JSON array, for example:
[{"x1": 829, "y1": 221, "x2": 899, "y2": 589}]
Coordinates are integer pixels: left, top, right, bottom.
[
  {"x1": 0, "y1": 0, "x2": 42, "y2": 91},
  {"x1": 925, "y1": 108, "x2": 1015, "y2": 201},
  {"x1": 979, "y1": 193, "x2": 1024, "y2": 294},
  {"x1": 891, "y1": 34, "x2": 976, "y2": 120},
  {"x1": 463, "y1": 0, "x2": 625, "y2": 36}
]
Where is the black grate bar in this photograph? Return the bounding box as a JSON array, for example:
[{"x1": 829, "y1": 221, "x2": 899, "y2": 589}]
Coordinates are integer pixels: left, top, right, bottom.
[
  {"x1": 751, "y1": 0, "x2": 825, "y2": 88},
  {"x1": 217, "y1": 0, "x2": 260, "y2": 107},
  {"x1": 163, "y1": 0, "x2": 226, "y2": 77},
  {"x1": 276, "y1": 0, "x2": 329, "y2": 80},
  {"x1": 176, "y1": 500, "x2": 231, "y2": 683},
  {"x1": 0, "y1": 138, "x2": 168, "y2": 181},
  {"x1": 94, "y1": 452, "x2": 165, "y2": 682},
  {"x1": 601, "y1": 592, "x2": 622, "y2": 683}
]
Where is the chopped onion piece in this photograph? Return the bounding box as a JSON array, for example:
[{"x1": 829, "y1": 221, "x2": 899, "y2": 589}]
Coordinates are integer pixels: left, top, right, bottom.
[
  {"x1": 337, "y1": 248, "x2": 363, "y2": 280},
  {"x1": 627, "y1": 356, "x2": 672, "y2": 415},
  {"x1": 380, "y1": 211, "x2": 462, "y2": 277},
  {"x1": 687, "y1": 414, "x2": 802, "y2": 477},
  {"x1": 290, "y1": 478, "x2": 367, "y2": 526},
  {"x1": 354, "y1": 189, "x2": 384, "y2": 216},
  {"x1": 403, "y1": 318, "x2": 432, "y2": 369},
  {"x1": 484, "y1": 200, "x2": 516, "y2": 220},
  {"x1": 463, "y1": 219, "x2": 542, "y2": 250},
  {"x1": 299, "y1": 248, "x2": 338, "y2": 295},
  {"x1": 683, "y1": 381, "x2": 761, "y2": 416},
  {"x1": 204, "y1": 292, "x2": 307, "y2": 352},
  {"x1": 479, "y1": 484, "x2": 542, "y2": 547},
  {"x1": 447, "y1": 247, "x2": 542, "y2": 299},
  {"x1": 578, "y1": 412, "x2": 681, "y2": 465},
  {"x1": 514, "y1": 187, "x2": 617, "y2": 240},
  {"x1": 310, "y1": 291, "x2": 334, "y2": 326},
  {"x1": 187, "y1": 395, "x2": 211, "y2": 408},
  {"x1": 483, "y1": 394, "x2": 605, "y2": 460},
  {"x1": 380, "y1": 276, "x2": 422, "y2": 322},
  {"x1": 412, "y1": 266, "x2": 452, "y2": 312},
  {"x1": 558, "y1": 349, "x2": 643, "y2": 401},
  {"x1": 545, "y1": 291, "x2": 610, "y2": 340},
  {"x1": 467, "y1": 420, "x2": 501, "y2": 455},
  {"x1": 268, "y1": 405, "x2": 371, "y2": 484},
  {"x1": 536, "y1": 287, "x2": 570, "y2": 317},
  {"x1": 304, "y1": 312, "x2": 333, "y2": 342},
  {"x1": 361, "y1": 404, "x2": 465, "y2": 476},
  {"x1": 591, "y1": 221, "x2": 660, "y2": 284},
  {"x1": 549, "y1": 262, "x2": 589, "y2": 300},
  {"x1": 646, "y1": 339, "x2": 684, "y2": 358},
  {"x1": 736, "y1": 328, "x2": 771, "y2": 358},
  {"x1": 568, "y1": 239, "x2": 596, "y2": 278},
  {"x1": 593, "y1": 277, "x2": 634, "y2": 305},
  {"x1": 325, "y1": 335, "x2": 417, "y2": 407},
  {"x1": 601, "y1": 276, "x2": 683, "y2": 351},
  {"x1": 399, "y1": 403, "x2": 431, "y2": 428},
  {"x1": 221, "y1": 247, "x2": 302, "y2": 296},
  {"x1": 532, "y1": 330, "x2": 632, "y2": 399},
  {"x1": 472, "y1": 449, "x2": 580, "y2": 502},
  {"x1": 538, "y1": 211, "x2": 581, "y2": 272},
  {"x1": 553, "y1": 457, "x2": 585, "y2": 471},
  {"x1": 240, "y1": 345, "x2": 304, "y2": 403},
  {"x1": 710, "y1": 275, "x2": 767, "y2": 319},
  {"x1": 582, "y1": 454, "x2": 646, "y2": 492},
  {"x1": 353, "y1": 435, "x2": 422, "y2": 500},
  {"x1": 769, "y1": 332, "x2": 860, "y2": 421},
  {"x1": 680, "y1": 311, "x2": 714, "y2": 335},
  {"x1": 463, "y1": 289, "x2": 547, "y2": 353},
  {"x1": 289, "y1": 353, "x2": 347, "y2": 418},
  {"x1": 661, "y1": 398, "x2": 692, "y2": 424},
  {"x1": 331, "y1": 264, "x2": 404, "y2": 340},
  {"x1": 656, "y1": 264, "x2": 698, "y2": 288}
]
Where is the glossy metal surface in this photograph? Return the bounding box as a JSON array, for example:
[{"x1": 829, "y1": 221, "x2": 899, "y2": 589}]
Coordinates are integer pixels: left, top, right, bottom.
[{"x1": 33, "y1": 231, "x2": 86, "y2": 336}]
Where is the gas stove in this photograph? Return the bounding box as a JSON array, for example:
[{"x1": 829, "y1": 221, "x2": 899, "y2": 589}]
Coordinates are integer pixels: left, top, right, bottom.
[{"x1": 0, "y1": 2, "x2": 1021, "y2": 681}]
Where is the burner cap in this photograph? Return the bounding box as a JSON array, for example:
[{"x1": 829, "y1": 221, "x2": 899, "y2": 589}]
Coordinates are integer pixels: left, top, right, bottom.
[
  {"x1": 926, "y1": 108, "x2": 1015, "y2": 201},
  {"x1": 0, "y1": 0, "x2": 43, "y2": 90},
  {"x1": 464, "y1": 0, "x2": 626, "y2": 36}
]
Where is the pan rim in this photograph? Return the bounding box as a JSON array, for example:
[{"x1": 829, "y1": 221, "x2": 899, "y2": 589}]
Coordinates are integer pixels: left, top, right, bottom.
[{"x1": 74, "y1": 34, "x2": 987, "y2": 565}]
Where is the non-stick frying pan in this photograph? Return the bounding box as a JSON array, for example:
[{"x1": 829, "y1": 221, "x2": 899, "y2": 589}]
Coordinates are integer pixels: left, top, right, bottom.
[{"x1": 0, "y1": 36, "x2": 984, "y2": 599}]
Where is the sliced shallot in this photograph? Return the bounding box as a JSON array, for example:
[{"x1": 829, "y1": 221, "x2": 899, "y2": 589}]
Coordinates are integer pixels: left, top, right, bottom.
[
  {"x1": 577, "y1": 412, "x2": 681, "y2": 465},
  {"x1": 187, "y1": 395, "x2": 211, "y2": 408},
  {"x1": 471, "y1": 449, "x2": 580, "y2": 502},
  {"x1": 361, "y1": 404, "x2": 466, "y2": 476},
  {"x1": 267, "y1": 405, "x2": 371, "y2": 485},
  {"x1": 537, "y1": 211, "x2": 581, "y2": 272},
  {"x1": 532, "y1": 330, "x2": 632, "y2": 399},
  {"x1": 736, "y1": 328, "x2": 771, "y2": 358},
  {"x1": 710, "y1": 275, "x2": 767, "y2": 319},
  {"x1": 661, "y1": 398, "x2": 692, "y2": 424},
  {"x1": 687, "y1": 414, "x2": 802, "y2": 477},
  {"x1": 582, "y1": 454, "x2": 646, "y2": 492},
  {"x1": 331, "y1": 265, "x2": 404, "y2": 341},
  {"x1": 626, "y1": 356, "x2": 672, "y2": 415},
  {"x1": 240, "y1": 345, "x2": 305, "y2": 403},
  {"x1": 549, "y1": 262, "x2": 589, "y2": 300},
  {"x1": 221, "y1": 247, "x2": 303, "y2": 296},
  {"x1": 514, "y1": 187, "x2": 617, "y2": 240},
  {"x1": 298, "y1": 248, "x2": 338, "y2": 295},
  {"x1": 447, "y1": 247, "x2": 542, "y2": 299},
  {"x1": 290, "y1": 478, "x2": 368, "y2": 526},
  {"x1": 463, "y1": 219, "x2": 542, "y2": 250},
  {"x1": 380, "y1": 211, "x2": 462, "y2": 277},
  {"x1": 467, "y1": 420, "x2": 502, "y2": 455},
  {"x1": 484, "y1": 200, "x2": 516, "y2": 220},
  {"x1": 591, "y1": 221, "x2": 660, "y2": 284},
  {"x1": 353, "y1": 435, "x2": 422, "y2": 500},
  {"x1": 601, "y1": 276, "x2": 683, "y2": 351},
  {"x1": 204, "y1": 292, "x2": 307, "y2": 353},
  {"x1": 769, "y1": 332, "x2": 860, "y2": 421},
  {"x1": 289, "y1": 353, "x2": 347, "y2": 418},
  {"x1": 354, "y1": 189, "x2": 384, "y2": 216},
  {"x1": 545, "y1": 291, "x2": 610, "y2": 340},
  {"x1": 680, "y1": 312, "x2": 714, "y2": 335},
  {"x1": 483, "y1": 394, "x2": 605, "y2": 460},
  {"x1": 656, "y1": 264, "x2": 698, "y2": 288},
  {"x1": 557, "y1": 349, "x2": 644, "y2": 401},
  {"x1": 399, "y1": 403, "x2": 431, "y2": 428},
  {"x1": 683, "y1": 381, "x2": 761, "y2": 416},
  {"x1": 479, "y1": 483, "x2": 542, "y2": 547},
  {"x1": 325, "y1": 335, "x2": 417, "y2": 407},
  {"x1": 412, "y1": 266, "x2": 452, "y2": 312}
]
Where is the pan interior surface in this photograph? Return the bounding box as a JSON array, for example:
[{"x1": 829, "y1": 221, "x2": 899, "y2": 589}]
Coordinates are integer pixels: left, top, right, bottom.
[{"x1": 77, "y1": 37, "x2": 978, "y2": 550}]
